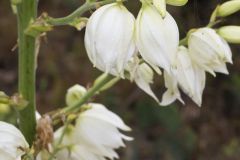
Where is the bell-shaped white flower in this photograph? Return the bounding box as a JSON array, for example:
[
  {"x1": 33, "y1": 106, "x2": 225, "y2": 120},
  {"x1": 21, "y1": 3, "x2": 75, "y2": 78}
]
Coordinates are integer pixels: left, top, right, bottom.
[
  {"x1": 136, "y1": 3, "x2": 179, "y2": 74},
  {"x1": 134, "y1": 63, "x2": 159, "y2": 102},
  {"x1": 84, "y1": 3, "x2": 136, "y2": 77},
  {"x1": 188, "y1": 27, "x2": 233, "y2": 76},
  {"x1": 176, "y1": 46, "x2": 206, "y2": 106},
  {"x1": 161, "y1": 46, "x2": 206, "y2": 106},
  {"x1": 0, "y1": 121, "x2": 29, "y2": 160},
  {"x1": 55, "y1": 103, "x2": 133, "y2": 160}
]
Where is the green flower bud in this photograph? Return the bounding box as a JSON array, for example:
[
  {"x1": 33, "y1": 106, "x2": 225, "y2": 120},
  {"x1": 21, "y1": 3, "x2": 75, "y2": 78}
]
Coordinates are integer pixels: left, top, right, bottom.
[
  {"x1": 218, "y1": 26, "x2": 240, "y2": 44},
  {"x1": 66, "y1": 84, "x2": 87, "y2": 106},
  {"x1": 0, "y1": 104, "x2": 11, "y2": 114},
  {"x1": 166, "y1": 0, "x2": 188, "y2": 6},
  {"x1": 218, "y1": 0, "x2": 240, "y2": 17}
]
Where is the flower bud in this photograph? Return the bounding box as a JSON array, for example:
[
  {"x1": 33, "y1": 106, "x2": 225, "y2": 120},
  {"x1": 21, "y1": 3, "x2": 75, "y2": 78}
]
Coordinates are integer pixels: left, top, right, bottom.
[
  {"x1": 136, "y1": 3, "x2": 179, "y2": 74},
  {"x1": 84, "y1": 3, "x2": 136, "y2": 77},
  {"x1": 217, "y1": 0, "x2": 240, "y2": 17},
  {"x1": 218, "y1": 26, "x2": 240, "y2": 44},
  {"x1": 0, "y1": 104, "x2": 10, "y2": 114},
  {"x1": 66, "y1": 84, "x2": 87, "y2": 106},
  {"x1": 188, "y1": 27, "x2": 232, "y2": 76},
  {"x1": 166, "y1": 0, "x2": 188, "y2": 6}
]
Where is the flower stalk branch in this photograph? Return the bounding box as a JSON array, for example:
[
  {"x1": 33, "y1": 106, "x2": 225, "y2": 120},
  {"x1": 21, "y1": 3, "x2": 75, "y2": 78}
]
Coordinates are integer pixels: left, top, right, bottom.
[
  {"x1": 47, "y1": 0, "x2": 118, "y2": 26},
  {"x1": 51, "y1": 74, "x2": 118, "y2": 122}
]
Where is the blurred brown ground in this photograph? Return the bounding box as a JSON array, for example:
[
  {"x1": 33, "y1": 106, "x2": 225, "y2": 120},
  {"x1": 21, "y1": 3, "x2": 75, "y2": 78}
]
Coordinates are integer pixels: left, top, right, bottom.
[{"x1": 0, "y1": 0, "x2": 240, "y2": 160}]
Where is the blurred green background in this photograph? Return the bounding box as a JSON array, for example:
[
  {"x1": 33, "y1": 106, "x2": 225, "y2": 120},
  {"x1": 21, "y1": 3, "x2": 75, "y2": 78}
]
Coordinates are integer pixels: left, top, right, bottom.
[{"x1": 0, "y1": 0, "x2": 240, "y2": 159}]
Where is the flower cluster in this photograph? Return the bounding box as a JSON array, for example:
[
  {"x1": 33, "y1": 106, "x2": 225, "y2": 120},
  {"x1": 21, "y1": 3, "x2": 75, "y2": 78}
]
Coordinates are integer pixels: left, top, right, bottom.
[
  {"x1": 36, "y1": 84, "x2": 132, "y2": 160},
  {"x1": 84, "y1": 0, "x2": 239, "y2": 107},
  {"x1": 0, "y1": 85, "x2": 132, "y2": 160}
]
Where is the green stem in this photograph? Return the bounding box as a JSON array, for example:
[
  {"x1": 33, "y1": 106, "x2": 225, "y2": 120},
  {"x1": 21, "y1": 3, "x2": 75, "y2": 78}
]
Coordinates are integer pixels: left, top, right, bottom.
[
  {"x1": 52, "y1": 74, "x2": 116, "y2": 121},
  {"x1": 47, "y1": 0, "x2": 116, "y2": 26},
  {"x1": 17, "y1": 0, "x2": 38, "y2": 145},
  {"x1": 62, "y1": 74, "x2": 114, "y2": 113}
]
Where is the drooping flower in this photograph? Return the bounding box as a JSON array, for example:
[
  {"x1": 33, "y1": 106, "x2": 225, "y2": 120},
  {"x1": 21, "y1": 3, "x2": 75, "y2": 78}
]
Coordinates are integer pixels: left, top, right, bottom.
[
  {"x1": 161, "y1": 46, "x2": 206, "y2": 106},
  {"x1": 84, "y1": 2, "x2": 136, "y2": 77},
  {"x1": 188, "y1": 27, "x2": 233, "y2": 76},
  {"x1": 176, "y1": 46, "x2": 206, "y2": 106},
  {"x1": 55, "y1": 103, "x2": 133, "y2": 160},
  {"x1": 136, "y1": 2, "x2": 179, "y2": 74},
  {"x1": 126, "y1": 57, "x2": 160, "y2": 103},
  {"x1": 160, "y1": 71, "x2": 184, "y2": 106},
  {"x1": 0, "y1": 121, "x2": 29, "y2": 160}
]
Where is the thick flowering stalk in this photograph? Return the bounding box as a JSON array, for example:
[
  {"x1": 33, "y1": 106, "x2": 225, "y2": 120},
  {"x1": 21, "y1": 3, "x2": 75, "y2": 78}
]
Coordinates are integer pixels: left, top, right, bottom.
[
  {"x1": 54, "y1": 103, "x2": 132, "y2": 160},
  {"x1": 188, "y1": 27, "x2": 233, "y2": 76},
  {"x1": 84, "y1": 2, "x2": 136, "y2": 77},
  {"x1": 136, "y1": 2, "x2": 179, "y2": 74},
  {"x1": 16, "y1": 0, "x2": 38, "y2": 144},
  {"x1": 0, "y1": 121, "x2": 29, "y2": 160}
]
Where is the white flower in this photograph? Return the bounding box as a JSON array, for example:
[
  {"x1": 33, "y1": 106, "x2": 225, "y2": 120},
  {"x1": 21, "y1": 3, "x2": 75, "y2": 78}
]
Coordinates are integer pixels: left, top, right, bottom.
[
  {"x1": 161, "y1": 46, "x2": 206, "y2": 106},
  {"x1": 160, "y1": 71, "x2": 184, "y2": 106},
  {"x1": 177, "y1": 46, "x2": 206, "y2": 106},
  {"x1": 0, "y1": 121, "x2": 29, "y2": 160},
  {"x1": 136, "y1": 3, "x2": 179, "y2": 74},
  {"x1": 188, "y1": 27, "x2": 233, "y2": 76},
  {"x1": 55, "y1": 103, "x2": 133, "y2": 160},
  {"x1": 84, "y1": 3, "x2": 136, "y2": 77},
  {"x1": 126, "y1": 57, "x2": 160, "y2": 103}
]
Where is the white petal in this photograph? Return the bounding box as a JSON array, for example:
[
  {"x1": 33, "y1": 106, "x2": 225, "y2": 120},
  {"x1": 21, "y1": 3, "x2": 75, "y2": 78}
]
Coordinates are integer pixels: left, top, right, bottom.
[
  {"x1": 211, "y1": 63, "x2": 229, "y2": 74},
  {"x1": 0, "y1": 121, "x2": 28, "y2": 160},
  {"x1": 189, "y1": 27, "x2": 232, "y2": 75},
  {"x1": 81, "y1": 103, "x2": 131, "y2": 131},
  {"x1": 136, "y1": 4, "x2": 179, "y2": 74},
  {"x1": 85, "y1": 3, "x2": 136, "y2": 76},
  {"x1": 160, "y1": 71, "x2": 184, "y2": 106},
  {"x1": 134, "y1": 63, "x2": 159, "y2": 103}
]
